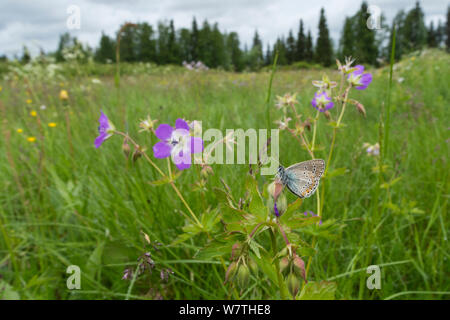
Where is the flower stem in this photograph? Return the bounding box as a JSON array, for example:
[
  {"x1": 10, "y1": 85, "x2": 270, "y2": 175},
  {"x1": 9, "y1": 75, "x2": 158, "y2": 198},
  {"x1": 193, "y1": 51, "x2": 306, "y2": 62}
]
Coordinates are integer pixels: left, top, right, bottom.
[
  {"x1": 269, "y1": 228, "x2": 287, "y2": 300},
  {"x1": 114, "y1": 131, "x2": 203, "y2": 228}
]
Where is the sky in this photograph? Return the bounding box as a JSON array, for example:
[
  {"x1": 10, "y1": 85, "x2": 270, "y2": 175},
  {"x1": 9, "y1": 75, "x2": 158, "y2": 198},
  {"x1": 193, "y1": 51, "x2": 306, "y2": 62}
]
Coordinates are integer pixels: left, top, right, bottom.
[{"x1": 0, "y1": 0, "x2": 447, "y2": 58}]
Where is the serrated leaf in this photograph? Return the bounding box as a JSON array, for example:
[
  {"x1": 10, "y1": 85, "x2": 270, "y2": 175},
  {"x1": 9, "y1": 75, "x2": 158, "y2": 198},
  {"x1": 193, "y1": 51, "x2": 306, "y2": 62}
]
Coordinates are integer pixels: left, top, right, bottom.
[{"x1": 280, "y1": 198, "x2": 303, "y2": 222}]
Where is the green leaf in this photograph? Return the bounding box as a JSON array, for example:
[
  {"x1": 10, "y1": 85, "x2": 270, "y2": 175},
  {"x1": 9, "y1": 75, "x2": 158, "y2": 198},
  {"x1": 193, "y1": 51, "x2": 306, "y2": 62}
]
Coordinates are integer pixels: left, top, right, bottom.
[
  {"x1": 324, "y1": 167, "x2": 348, "y2": 179},
  {"x1": 299, "y1": 281, "x2": 337, "y2": 300},
  {"x1": 246, "y1": 175, "x2": 268, "y2": 222},
  {"x1": 148, "y1": 171, "x2": 182, "y2": 186},
  {"x1": 85, "y1": 241, "x2": 104, "y2": 280},
  {"x1": 285, "y1": 216, "x2": 321, "y2": 229},
  {"x1": 248, "y1": 239, "x2": 263, "y2": 259},
  {"x1": 280, "y1": 198, "x2": 303, "y2": 222},
  {"x1": 0, "y1": 280, "x2": 20, "y2": 300}
]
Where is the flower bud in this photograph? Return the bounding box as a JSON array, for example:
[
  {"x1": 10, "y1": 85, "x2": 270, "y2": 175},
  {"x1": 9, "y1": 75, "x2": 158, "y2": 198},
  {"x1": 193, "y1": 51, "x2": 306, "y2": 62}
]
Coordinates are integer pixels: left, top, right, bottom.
[
  {"x1": 248, "y1": 258, "x2": 258, "y2": 275},
  {"x1": 356, "y1": 102, "x2": 366, "y2": 117},
  {"x1": 236, "y1": 264, "x2": 250, "y2": 289},
  {"x1": 122, "y1": 137, "x2": 131, "y2": 158},
  {"x1": 224, "y1": 261, "x2": 238, "y2": 284},
  {"x1": 324, "y1": 110, "x2": 331, "y2": 120},
  {"x1": 268, "y1": 192, "x2": 287, "y2": 217},
  {"x1": 279, "y1": 256, "x2": 290, "y2": 275},
  {"x1": 267, "y1": 181, "x2": 284, "y2": 201},
  {"x1": 200, "y1": 165, "x2": 213, "y2": 178},
  {"x1": 132, "y1": 145, "x2": 145, "y2": 163},
  {"x1": 230, "y1": 242, "x2": 241, "y2": 261},
  {"x1": 293, "y1": 255, "x2": 306, "y2": 281},
  {"x1": 286, "y1": 273, "x2": 300, "y2": 298}
]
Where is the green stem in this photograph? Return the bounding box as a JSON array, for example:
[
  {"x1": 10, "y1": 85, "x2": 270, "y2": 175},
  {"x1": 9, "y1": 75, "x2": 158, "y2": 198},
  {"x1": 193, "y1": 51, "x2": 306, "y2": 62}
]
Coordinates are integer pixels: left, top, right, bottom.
[{"x1": 269, "y1": 228, "x2": 287, "y2": 300}]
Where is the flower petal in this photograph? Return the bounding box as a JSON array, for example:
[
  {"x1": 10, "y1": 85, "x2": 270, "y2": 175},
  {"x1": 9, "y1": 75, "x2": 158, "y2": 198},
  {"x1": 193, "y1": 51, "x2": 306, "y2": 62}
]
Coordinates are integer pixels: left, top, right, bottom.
[
  {"x1": 94, "y1": 132, "x2": 107, "y2": 148},
  {"x1": 153, "y1": 141, "x2": 172, "y2": 158},
  {"x1": 155, "y1": 124, "x2": 174, "y2": 140},
  {"x1": 356, "y1": 73, "x2": 372, "y2": 90},
  {"x1": 189, "y1": 137, "x2": 204, "y2": 154},
  {"x1": 172, "y1": 149, "x2": 191, "y2": 170},
  {"x1": 175, "y1": 118, "x2": 190, "y2": 131},
  {"x1": 353, "y1": 65, "x2": 364, "y2": 76}
]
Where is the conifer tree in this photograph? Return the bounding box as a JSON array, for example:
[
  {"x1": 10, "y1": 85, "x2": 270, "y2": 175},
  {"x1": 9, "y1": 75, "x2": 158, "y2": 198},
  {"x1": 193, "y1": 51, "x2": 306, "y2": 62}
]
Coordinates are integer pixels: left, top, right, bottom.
[
  {"x1": 427, "y1": 21, "x2": 437, "y2": 48},
  {"x1": 295, "y1": 19, "x2": 306, "y2": 61},
  {"x1": 226, "y1": 32, "x2": 243, "y2": 71},
  {"x1": 446, "y1": 6, "x2": 450, "y2": 51},
  {"x1": 286, "y1": 30, "x2": 296, "y2": 63},
  {"x1": 339, "y1": 17, "x2": 355, "y2": 60},
  {"x1": 95, "y1": 32, "x2": 115, "y2": 63},
  {"x1": 315, "y1": 8, "x2": 333, "y2": 66},
  {"x1": 305, "y1": 30, "x2": 314, "y2": 61},
  {"x1": 137, "y1": 23, "x2": 156, "y2": 62},
  {"x1": 354, "y1": 2, "x2": 378, "y2": 65},
  {"x1": 403, "y1": 1, "x2": 427, "y2": 52},
  {"x1": 191, "y1": 17, "x2": 199, "y2": 61}
]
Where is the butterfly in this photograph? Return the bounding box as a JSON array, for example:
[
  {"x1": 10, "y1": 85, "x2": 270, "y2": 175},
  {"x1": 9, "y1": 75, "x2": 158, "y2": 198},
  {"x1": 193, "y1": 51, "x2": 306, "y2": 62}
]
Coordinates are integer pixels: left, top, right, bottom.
[{"x1": 275, "y1": 159, "x2": 325, "y2": 199}]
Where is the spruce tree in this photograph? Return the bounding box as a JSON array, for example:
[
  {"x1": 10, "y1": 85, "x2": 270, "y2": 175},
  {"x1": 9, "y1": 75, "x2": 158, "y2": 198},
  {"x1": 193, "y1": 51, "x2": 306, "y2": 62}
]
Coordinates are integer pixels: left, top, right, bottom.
[
  {"x1": 354, "y1": 2, "x2": 378, "y2": 65},
  {"x1": 198, "y1": 20, "x2": 212, "y2": 66},
  {"x1": 250, "y1": 31, "x2": 264, "y2": 69},
  {"x1": 273, "y1": 37, "x2": 288, "y2": 65},
  {"x1": 339, "y1": 17, "x2": 355, "y2": 60},
  {"x1": 315, "y1": 8, "x2": 333, "y2": 66},
  {"x1": 295, "y1": 20, "x2": 306, "y2": 61},
  {"x1": 265, "y1": 44, "x2": 272, "y2": 66},
  {"x1": 95, "y1": 32, "x2": 115, "y2": 63},
  {"x1": 446, "y1": 6, "x2": 450, "y2": 51},
  {"x1": 191, "y1": 17, "x2": 199, "y2": 61},
  {"x1": 178, "y1": 28, "x2": 192, "y2": 62},
  {"x1": 137, "y1": 23, "x2": 156, "y2": 62},
  {"x1": 211, "y1": 23, "x2": 225, "y2": 68},
  {"x1": 388, "y1": 10, "x2": 406, "y2": 60},
  {"x1": 403, "y1": 1, "x2": 427, "y2": 52},
  {"x1": 226, "y1": 32, "x2": 243, "y2": 71},
  {"x1": 427, "y1": 21, "x2": 437, "y2": 48},
  {"x1": 305, "y1": 30, "x2": 313, "y2": 61},
  {"x1": 167, "y1": 20, "x2": 180, "y2": 64},
  {"x1": 286, "y1": 30, "x2": 296, "y2": 64}
]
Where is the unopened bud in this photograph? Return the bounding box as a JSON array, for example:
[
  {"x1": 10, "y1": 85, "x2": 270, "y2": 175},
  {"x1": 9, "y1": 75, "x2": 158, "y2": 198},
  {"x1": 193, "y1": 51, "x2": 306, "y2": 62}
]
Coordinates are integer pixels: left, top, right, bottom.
[
  {"x1": 286, "y1": 273, "x2": 300, "y2": 298},
  {"x1": 236, "y1": 264, "x2": 250, "y2": 289},
  {"x1": 293, "y1": 255, "x2": 306, "y2": 281},
  {"x1": 122, "y1": 138, "x2": 131, "y2": 157},
  {"x1": 132, "y1": 145, "x2": 145, "y2": 163},
  {"x1": 356, "y1": 102, "x2": 366, "y2": 117},
  {"x1": 248, "y1": 258, "x2": 258, "y2": 275},
  {"x1": 224, "y1": 261, "x2": 238, "y2": 284},
  {"x1": 279, "y1": 256, "x2": 290, "y2": 275},
  {"x1": 267, "y1": 181, "x2": 284, "y2": 201},
  {"x1": 201, "y1": 165, "x2": 213, "y2": 178},
  {"x1": 324, "y1": 110, "x2": 331, "y2": 120},
  {"x1": 230, "y1": 243, "x2": 241, "y2": 261}
]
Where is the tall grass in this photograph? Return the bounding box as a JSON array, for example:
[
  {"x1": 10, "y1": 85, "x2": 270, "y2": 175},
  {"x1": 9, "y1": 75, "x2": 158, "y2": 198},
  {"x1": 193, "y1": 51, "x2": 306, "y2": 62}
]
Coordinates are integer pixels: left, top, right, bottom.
[{"x1": 0, "y1": 49, "x2": 448, "y2": 299}]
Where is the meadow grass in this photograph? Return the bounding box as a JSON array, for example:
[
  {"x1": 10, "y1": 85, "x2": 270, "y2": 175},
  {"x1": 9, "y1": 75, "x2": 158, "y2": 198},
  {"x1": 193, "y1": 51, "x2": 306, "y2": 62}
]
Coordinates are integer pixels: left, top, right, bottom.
[{"x1": 0, "y1": 49, "x2": 448, "y2": 300}]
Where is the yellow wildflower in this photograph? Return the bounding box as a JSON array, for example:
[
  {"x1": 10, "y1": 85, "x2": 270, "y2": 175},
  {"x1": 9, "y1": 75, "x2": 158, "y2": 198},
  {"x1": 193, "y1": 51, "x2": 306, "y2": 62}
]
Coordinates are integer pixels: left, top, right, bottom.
[
  {"x1": 27, "y1": 137, "x2": 36, "y2": 143},
  {"x1": 17, "y1": 128, "x2": 23, "y2": 133},
  {"x1": 48, "y1": 122, "x2": 57, "y2": 128},
  {"x1": 26, "y1": 99, "x2": 32, "y2": 104},
  {"x1": 30, "y1": 111, "x2": 37, "y2": 117},
  {"x1": 59, "y1": 89, "x2": 69, "y2": 100}
]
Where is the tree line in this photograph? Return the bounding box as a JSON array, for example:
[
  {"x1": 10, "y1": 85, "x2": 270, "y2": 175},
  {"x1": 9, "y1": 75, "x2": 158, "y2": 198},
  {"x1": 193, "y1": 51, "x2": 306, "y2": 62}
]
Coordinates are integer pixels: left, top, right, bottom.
[{"x1": 15, "y1": 1, "x2": 450, "y2": 70}]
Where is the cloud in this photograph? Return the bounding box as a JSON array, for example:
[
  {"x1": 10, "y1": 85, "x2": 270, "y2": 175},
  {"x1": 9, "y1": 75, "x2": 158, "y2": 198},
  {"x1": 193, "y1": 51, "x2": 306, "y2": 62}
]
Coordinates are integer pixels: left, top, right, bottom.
[{"x1": 0, "y1": 0, "x2": 446, "y2": 57}]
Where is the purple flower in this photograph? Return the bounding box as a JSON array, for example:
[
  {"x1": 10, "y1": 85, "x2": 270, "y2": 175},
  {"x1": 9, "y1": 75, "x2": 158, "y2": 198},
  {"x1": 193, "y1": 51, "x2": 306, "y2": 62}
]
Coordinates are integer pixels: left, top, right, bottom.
[
  {"x1": 153, "y1": 118, "x2": 204, "y2": 170},
  {"x1": 303, "y1": 211, "x2": 322, "y2": 225},
  {"x1": 95, "y1": 111, "x2": 115, "y2": 148},
  {"x1": 311, "y1": 91, "x2": 334, "y2": 112},
  {"x1": 347, "y1": 65, "x2": 372, "y2": 90}
]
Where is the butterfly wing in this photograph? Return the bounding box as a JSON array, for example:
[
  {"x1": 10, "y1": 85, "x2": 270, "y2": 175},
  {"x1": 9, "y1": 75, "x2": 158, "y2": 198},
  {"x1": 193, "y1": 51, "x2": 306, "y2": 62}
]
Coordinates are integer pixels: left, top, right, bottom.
[{"x1": 284, "y1": 159, "x2": 325, "y2": 198}]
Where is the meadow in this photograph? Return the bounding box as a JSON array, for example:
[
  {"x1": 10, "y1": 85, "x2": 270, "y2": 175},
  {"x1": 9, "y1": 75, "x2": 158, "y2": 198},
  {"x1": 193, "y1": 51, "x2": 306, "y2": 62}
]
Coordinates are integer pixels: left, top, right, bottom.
[{"x1": 0, "y1": 49, "x2": 448, "y2": 300}]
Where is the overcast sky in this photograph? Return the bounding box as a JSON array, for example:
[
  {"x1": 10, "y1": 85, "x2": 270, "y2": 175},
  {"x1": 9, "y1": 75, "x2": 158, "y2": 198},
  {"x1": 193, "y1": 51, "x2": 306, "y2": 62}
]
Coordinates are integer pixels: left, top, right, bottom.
[{"x1": 0, "y1": 0, "x2": 447, "y2": 57}]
